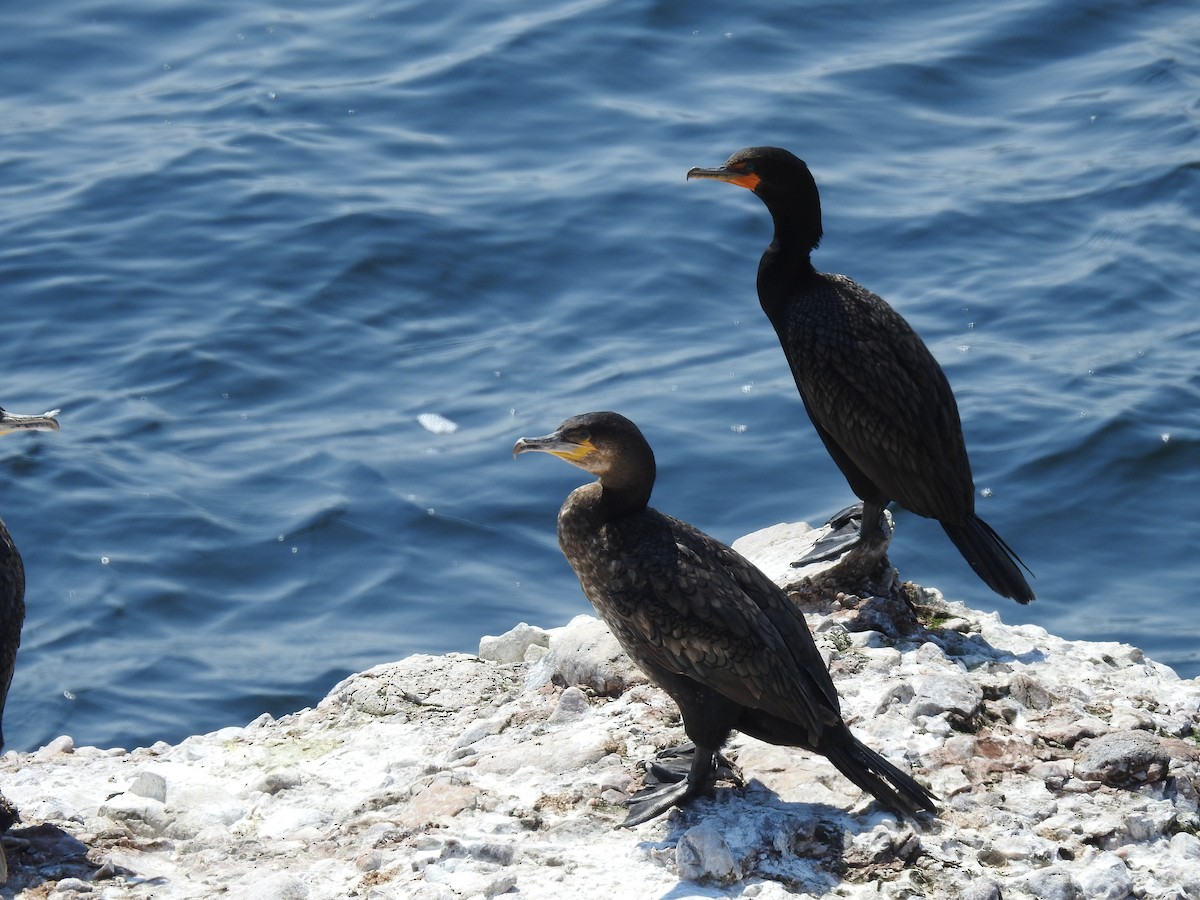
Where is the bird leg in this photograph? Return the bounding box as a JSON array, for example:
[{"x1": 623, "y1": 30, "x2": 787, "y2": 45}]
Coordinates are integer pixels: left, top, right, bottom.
[{"x1": 621, "y1": 743, "x2": 721, "y2": 828}]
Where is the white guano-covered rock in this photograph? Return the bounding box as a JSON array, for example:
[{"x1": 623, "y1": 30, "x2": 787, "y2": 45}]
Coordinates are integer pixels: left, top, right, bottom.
[{"x1": 0, "y1": 521, "x2": 1195, "y2": 900}]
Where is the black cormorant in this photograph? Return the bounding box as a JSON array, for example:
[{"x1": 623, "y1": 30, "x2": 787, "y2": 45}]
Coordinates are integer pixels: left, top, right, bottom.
[
  {"x1": 0, "y1": 407, "x2": 61, "y2": 751},
  {"x1": 687, "y1": 147, "x2": 1034, "y2": 604},
  {"x1": 514, "y1": 411, "x2": 936, "y2": 826}
]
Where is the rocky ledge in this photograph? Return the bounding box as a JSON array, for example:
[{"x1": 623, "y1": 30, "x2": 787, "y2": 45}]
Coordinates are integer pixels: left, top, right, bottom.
[{"x1": 2, "y1": 522, "x2": 1199, "y2": 899}]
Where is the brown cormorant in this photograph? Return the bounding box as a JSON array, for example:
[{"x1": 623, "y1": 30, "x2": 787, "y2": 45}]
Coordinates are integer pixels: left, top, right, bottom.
[
  {"x1": 0, "y1": 407, "x2": 61, "y2": 751},
  {"x1": 688, "y1": 147, "x2": 1034, "y2": 604},
  {"x1": 514, "y1": 411, "x2": 936, "y2": 826}
]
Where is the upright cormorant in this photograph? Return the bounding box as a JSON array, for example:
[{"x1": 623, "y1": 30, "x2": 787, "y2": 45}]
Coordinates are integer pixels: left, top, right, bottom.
[
  {"x1": 515, "y1": 411, "x2": 936, "y2": 826},
  {"x1": 688, "y1": 147, "x2": 1034, "y2": 604},
  {"x1": 0, "y1": 407, "x2": 61, "y2": 751}
]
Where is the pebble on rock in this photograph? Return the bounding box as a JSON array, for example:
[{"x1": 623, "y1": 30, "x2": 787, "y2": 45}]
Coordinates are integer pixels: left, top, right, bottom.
[
  {"x1": 525, "y1": 615, "x2": 644, "y2": 696},
  {"x1": 1171, "y1": 831, "x2": 1200, "y2": 860},
  {"x1": 1074, "y1": 730, "x2": 1171, "y2": 786},
  {"x1": 127, "y1": 771, "x2": 167, "y2": 804},
  {"x1": 547, "y1": 685, "x2": 591, "y2": 724},
  {"x1": 1008, "y1": 673, "x2": 1053, "y2": 710},
  {"x1": 909, "y1": 673, "x2": 983, "y2": 728},
  {"x1": 1021, "y1": 867, "x2": 1083, "y2": 900},
  {"x1": 1077, "y1": 851, "x2": 1134, "y2": 900},
  {"x1": 478, "y1": 622, "x2": 549, "y2": 664},
  {"x1": 675, "y1": 822, "x2": 741, "y2": 884},
  {"x1": 960, "y1": 879, "x2": 1001, "y2": 900}
]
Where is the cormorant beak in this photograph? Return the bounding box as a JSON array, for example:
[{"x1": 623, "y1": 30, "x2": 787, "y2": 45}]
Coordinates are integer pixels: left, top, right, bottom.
[
  {"x1": 0, "y1": 408, "x2": 61, "y2": 436},
  {"x1": 686, "y1": 165, "x2": 761, "y2": 191},
  {"x1": 513, "y1": 432, "x2": 595, "y2": 463}
]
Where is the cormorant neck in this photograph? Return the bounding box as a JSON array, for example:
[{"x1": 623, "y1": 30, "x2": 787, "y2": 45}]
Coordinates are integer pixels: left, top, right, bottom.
[
  {"x1": 757, "y1": 231, "x2": 817, "y2": 327},
  {"x1": 598, "y1": 471, "x2": 653, "y2": 519},
  {"x1": 764, "y1": 197, "x2": 821, "y2": 253},
  {"x1": 560, "y1": 473, "x2": 652, "y2": 525}
]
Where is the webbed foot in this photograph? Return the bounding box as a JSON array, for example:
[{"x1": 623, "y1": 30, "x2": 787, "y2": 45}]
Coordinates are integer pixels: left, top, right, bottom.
[
  {"x1": 621, "y1": 778, "x2": 702, "y2": 827},
  {"x1": 643, "y1": 742, "x2": 735, "y2": 786},
  {"x1": 619, "y1": 743, "x2": 724, "y2": 828},
  {"x1": 791, "y1": 504, "x2": 873, "y2": 567}
]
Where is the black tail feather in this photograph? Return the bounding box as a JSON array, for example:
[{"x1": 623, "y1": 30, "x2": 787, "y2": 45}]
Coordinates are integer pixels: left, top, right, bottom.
[
  {"x1": 822, "y1": 732, "x2": 937, "y2": 819},
  {"x1": 941, "y1": 514, "x2": 1035, "y2": 604}
]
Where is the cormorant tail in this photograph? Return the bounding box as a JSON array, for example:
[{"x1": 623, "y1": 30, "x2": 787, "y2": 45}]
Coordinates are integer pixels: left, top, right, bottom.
[
  {"x1": 941, "y1": 514, "x2": 1035, "y2": 604},
  {"x1": 822, "y1": 731, "x2": 937, "y2": 819}
]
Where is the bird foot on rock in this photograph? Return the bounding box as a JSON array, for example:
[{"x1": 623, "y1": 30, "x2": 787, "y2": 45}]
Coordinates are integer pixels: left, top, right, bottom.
[
  {"x1": 620, "y1": 744, "x2": 739, "y2": 828},
  {"x1": 621, "y1": 778, "x2": 699, "y2": 828},
  {"x1": 789, "y1": 504, "x2": 866, "y2": 567},
  {"x1": 641, "y1": 743, "x2": 738, "y2": 787}
]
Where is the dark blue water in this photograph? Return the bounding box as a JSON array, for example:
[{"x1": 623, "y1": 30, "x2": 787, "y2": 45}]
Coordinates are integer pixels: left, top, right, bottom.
[{"x1": 2, "y1": 0, "x2": 1197, "y2": 752}]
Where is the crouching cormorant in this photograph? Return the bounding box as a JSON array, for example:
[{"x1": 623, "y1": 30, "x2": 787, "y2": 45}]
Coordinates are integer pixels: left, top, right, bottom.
[
  {"x1": 0, "y1": 406, "x2": 60, "y2": 884},
  {"x1": 514, "y1": 411, "x2": 936, "y2": 826},
  {"x1": 687, "y1": 147, "x2": 1034, "y2": 604},
  {"x1": 0, "y1": 406, "x2": 61, "y2": 752}
]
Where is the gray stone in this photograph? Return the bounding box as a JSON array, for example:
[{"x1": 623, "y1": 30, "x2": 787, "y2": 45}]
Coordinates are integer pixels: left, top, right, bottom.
[
  {"x1": 35, "y1": 735, "x2": 75, "y2": 760},
  {"x1": 1036, "y1": 709, "x2": 1111, "y2": 748},
  {"x1": 1029, "y1": 759, "x2": 1073, "y2": 782},
  {"x1": 249, "y1": 873, "x2": 308, "y2": 899},
  {"x1": 249, "y1": 770, "x2": 303, "y2": 796},
  {"x1": 1077, "y1": 852, "x2": 1133, "y2": 900},
  {"x1": 336, "y1": 653, "x2": 517, "y2": 717},
  {"x1": 134, "y1": 782, "x2": 245, "y2": 840},
  {"x1": 399, "y1": 780, "x2": 480, "y2": 827},
  {"x1": 258, "y1": 806, "x2": 333, "y2": 839},
  {"x1": 1021, "y1": 867, "x2": 1082, "y2": 900},
  {"x1": 478, "y1": 622, "x2": 550, "y2": 664},
  {"x1": 52, "y1": 877, "x2": 92, "y2": 893},
  {"x1": 1009, "y1": 673, "x2": 1053, "y2": 710},
  {"x1": 548, "y1": 685, "x2": 591, "y2": 724},
  {"x1": 424, "y1": 864, "x2": 517, "y2": 898},
  {"x1": 1109, "y1": 706, "x2": 1155, "y2": 732},
  {"x1": 98, "y1": 791, "x2": 170, "y2": 837},
  {"x1": 1170, "y1": 831, "x2": 1200, "y2": 860},
  {"x1": 452, "y1": 715, "x2": 510, "y2": 750},
  {"x1": 862, "y1": 646, "x2": 902, "y2": 671},
  {"x1": 909, "y1": 674, "x2": 983, "y2": 727},
  {"x1": 1075, "y1": 731, "x2": 1170, "y2": 786},
  {"x1": 675, "y1": 822, "x2": 740, "y2": 884},
  {"x1": 406, "y1": 885, "x2": 457, "y2": 900},
  {"x1": 524, "y1": 643, "x2": 550, "y2": 663},
  {"x1": 873, "y1": 682, "x2": 915, "y2": 716},
  {"x1": 471, "y1": 727, "x2": 610, "y2": 776},
  {"x1": 128, "y1": 771, "x2": 167, "y2": 803},
  {"x1": 526, "y1": 616, "x2": 643, "y2": 696},
  {"x1": 1121, "y1": 803, "x2": 1175, "y2": 842},
  {"x1": 356, "y1": 850, "x2": 382, "y2": 872},
  {"x1": 961, "y1": 879, "x2": 1001, "y2": 900}
]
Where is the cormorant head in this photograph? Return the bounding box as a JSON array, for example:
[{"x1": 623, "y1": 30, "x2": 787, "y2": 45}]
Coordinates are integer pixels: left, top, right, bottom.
[
  {"x1": 687, "y1": 146, "x2": 823, "y2": 250},
  {"x1": 0, "y1": 407, "x2": 61, "y2": 437},
  {"x1": 514, "y1": 411, "x2": 656, "y2": 510}
]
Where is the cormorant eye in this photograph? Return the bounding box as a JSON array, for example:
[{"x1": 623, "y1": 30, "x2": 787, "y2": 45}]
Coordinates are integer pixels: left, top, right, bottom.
[{"x1": 743, "y1": 162, "x2": 756, "y2": 173}]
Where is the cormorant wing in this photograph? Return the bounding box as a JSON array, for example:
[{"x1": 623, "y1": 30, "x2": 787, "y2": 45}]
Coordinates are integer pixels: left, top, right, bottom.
[
  {"x1": 598, "y1": 510, "x2": 842, "y2": 738},
  {"x1": 787, "y1": 275, "x2": 974, "y2": 520}
]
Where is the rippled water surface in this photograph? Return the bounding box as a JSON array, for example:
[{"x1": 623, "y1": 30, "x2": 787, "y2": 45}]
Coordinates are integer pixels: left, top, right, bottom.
[{"x1": 2, "y1": 0, "x2": 1197, "y2": 751}]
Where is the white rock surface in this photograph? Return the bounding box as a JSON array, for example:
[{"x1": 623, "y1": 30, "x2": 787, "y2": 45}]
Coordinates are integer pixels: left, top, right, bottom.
[{"x1": 0, "y1": 521, "x2": 1197, "y2": 899}]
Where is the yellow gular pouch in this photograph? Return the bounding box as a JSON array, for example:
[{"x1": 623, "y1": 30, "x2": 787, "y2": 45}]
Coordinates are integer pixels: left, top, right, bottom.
[{"x1": 551, "y1": 438, "x2": 597, "y2": 462}]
